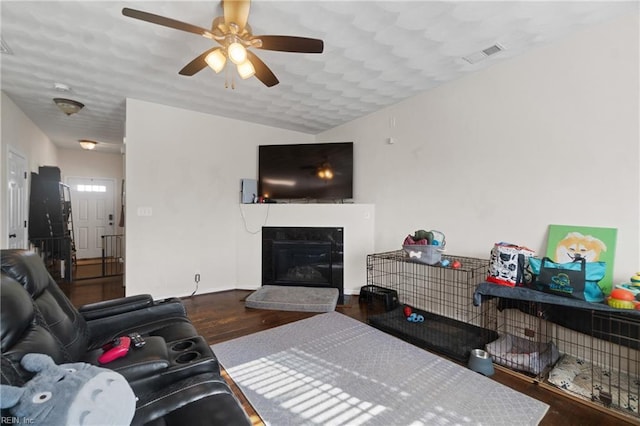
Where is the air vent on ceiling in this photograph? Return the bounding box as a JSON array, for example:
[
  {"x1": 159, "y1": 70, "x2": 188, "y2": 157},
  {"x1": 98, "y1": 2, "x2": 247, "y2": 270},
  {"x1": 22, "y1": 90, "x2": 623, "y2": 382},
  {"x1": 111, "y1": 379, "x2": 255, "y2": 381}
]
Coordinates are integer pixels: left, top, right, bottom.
[
  {"x1": 463, "y1": 43, "x2": 504, "y2": 64},
  {"x1": 482, "y1": 44, "x2": 503, "y2": 56}
]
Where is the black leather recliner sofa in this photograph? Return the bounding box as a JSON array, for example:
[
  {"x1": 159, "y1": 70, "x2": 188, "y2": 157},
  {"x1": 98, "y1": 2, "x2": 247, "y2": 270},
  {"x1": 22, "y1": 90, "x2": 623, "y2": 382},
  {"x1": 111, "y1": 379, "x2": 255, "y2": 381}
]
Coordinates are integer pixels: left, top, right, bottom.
[{"x1": 1, "y1": 249, "x2": 251, "y2": 425}]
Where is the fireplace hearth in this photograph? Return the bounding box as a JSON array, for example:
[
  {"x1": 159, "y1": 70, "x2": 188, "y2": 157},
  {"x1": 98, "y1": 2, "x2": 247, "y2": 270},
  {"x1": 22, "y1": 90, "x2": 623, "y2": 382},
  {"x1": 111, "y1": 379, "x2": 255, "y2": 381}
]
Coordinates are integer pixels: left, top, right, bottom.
[{"x1": 262, "y1": 227, "x2": 344, "y2": 304}]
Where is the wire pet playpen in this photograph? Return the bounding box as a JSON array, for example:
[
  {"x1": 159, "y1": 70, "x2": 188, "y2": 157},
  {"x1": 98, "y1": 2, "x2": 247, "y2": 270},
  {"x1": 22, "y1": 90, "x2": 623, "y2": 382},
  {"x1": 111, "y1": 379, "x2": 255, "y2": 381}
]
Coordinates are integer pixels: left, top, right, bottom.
[
  {"x1": 364, "y1": 250, "x2": 495, "y2": 363},
  {"x1": 364, "y1": 250, "x2": 640, "y2": 422},
  {"x1": 474, "y1": 283, "x2": 640, "y2": 421}
]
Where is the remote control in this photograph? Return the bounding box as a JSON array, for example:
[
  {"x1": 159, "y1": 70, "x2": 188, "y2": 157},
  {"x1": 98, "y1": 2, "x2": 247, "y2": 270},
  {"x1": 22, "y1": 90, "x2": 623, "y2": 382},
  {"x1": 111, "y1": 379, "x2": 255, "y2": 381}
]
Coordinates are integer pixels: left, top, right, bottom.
[
  {"x1": 101, "y1": 337, "x2": 120, "y2": 352},
  {"x1": 98, "y1": 336, "x2": 131, "y2": 364},
  {"x1": 129, "y1": 333, "x2": 145, "y2": 349}
]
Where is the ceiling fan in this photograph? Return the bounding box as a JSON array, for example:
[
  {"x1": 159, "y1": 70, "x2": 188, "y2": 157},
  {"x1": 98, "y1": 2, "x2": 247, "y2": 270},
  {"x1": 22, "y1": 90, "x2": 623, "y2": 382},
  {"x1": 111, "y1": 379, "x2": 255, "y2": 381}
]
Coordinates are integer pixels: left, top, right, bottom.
[
  {"x1": 301, "y1": 158, "x2": 339, "y2": 181},
  {"x1": 122, "y1": 0, "x2": 324, "y2": 87}
]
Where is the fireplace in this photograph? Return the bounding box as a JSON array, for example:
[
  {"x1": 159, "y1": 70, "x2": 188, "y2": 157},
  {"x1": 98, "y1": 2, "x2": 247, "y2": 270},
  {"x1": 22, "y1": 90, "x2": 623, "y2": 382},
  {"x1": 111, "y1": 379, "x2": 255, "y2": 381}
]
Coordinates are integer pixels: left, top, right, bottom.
[{"x1": 262, "y1": 227, "x2": 344, "y2": 304}]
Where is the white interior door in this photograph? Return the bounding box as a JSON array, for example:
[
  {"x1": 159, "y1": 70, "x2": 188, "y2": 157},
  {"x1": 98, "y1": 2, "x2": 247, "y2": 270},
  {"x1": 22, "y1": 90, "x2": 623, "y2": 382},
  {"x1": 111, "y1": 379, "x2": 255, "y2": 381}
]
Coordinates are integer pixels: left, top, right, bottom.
[
  {"x1": 67, "y1": 177, "x2": 115, "y2": 259},
  {"x1": 7, "y1": 149, "x2": 28, "y2": 249}
]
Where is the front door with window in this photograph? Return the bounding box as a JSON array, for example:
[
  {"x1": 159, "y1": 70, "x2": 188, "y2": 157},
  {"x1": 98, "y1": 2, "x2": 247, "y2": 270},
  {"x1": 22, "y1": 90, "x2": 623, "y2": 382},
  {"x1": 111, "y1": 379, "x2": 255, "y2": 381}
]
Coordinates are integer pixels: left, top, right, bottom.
[{"x1": 67, "y1": 177, "x2": 115, "y2": 259}]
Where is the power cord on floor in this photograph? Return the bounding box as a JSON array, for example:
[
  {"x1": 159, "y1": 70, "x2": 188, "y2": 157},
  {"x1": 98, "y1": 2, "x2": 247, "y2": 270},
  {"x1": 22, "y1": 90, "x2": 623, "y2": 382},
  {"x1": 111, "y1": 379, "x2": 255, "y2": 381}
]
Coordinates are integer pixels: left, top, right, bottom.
[{"x1": 191, "y1": 273, "x2": 200, "y2": 297}]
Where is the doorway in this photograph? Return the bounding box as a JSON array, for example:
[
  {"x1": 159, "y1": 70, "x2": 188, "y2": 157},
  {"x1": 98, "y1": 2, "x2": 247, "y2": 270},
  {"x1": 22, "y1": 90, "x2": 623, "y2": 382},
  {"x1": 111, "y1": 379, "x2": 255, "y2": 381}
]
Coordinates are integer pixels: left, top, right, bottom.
[
  {"x1": 6, "y1": 148, "x2": 28, "y2": 249},
  {"x1": 66, "y1": 177, "x2": 116, "y2": 259}
]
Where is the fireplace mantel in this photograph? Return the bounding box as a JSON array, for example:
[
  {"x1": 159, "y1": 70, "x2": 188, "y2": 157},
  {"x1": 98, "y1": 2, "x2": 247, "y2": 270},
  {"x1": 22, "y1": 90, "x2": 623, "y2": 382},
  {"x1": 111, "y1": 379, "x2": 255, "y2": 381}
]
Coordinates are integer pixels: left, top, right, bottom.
[{"x1": 235, "y1": 204, "x2": 375, "y2": 297}]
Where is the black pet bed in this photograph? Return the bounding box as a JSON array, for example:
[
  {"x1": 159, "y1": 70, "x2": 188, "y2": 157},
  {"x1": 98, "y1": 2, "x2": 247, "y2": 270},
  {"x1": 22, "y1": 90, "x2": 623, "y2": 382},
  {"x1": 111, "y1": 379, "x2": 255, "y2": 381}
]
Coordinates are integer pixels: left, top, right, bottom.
[{"x1": 368, "y1": 306, "x2": 498, "y2": 362}]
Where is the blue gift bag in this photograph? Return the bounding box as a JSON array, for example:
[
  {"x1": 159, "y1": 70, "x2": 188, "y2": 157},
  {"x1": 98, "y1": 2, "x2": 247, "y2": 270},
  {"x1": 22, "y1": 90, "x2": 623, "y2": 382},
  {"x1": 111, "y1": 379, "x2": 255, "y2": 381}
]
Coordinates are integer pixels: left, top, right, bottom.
[{"x1": 529, "y1": 257, "x2": 606, "y2": 302}]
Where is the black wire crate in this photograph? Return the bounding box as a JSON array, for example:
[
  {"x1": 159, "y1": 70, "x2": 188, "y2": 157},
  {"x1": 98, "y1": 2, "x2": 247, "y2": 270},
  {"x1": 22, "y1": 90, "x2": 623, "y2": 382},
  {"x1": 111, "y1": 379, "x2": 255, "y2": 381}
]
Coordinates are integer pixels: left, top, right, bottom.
[
  {"x1": 365, "y1": 250, "x2": 494, "y2": 362},
  {"x1": 478, "y1": 291, "x2": 640, "y2": 421}
]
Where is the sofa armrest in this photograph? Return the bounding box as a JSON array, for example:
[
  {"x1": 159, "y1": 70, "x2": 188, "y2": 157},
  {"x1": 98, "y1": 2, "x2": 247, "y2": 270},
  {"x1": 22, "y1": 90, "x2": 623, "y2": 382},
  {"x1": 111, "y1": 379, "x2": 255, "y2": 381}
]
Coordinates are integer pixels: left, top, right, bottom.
[
  {"x1": 79, "y1": 294, "x2": 154, "y2": 320},
  {"x1": 131, "y1": 372, "x2": 251, "y2": 426},
  {"x1": 85, "y1": 301, "x2": 191, "y2": 350},
  {"x1": 83, "y1": 336, "x2": 171, "y2": 382}
]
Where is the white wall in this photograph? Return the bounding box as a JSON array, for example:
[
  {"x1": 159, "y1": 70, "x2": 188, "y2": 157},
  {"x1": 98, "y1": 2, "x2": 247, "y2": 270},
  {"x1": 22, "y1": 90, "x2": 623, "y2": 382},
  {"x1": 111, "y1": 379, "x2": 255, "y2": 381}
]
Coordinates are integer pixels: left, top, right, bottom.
[
  {"x1": 1, "y1": 92, "x2": 58, "y2": 248},
  {"x1": 57, "y1": 148, "x2": 123, "y2": 181},
  {"x1": 124, "y1": 99, "x2": 316, "y2": 298},
  {"x1": 318, "y1": 12, "x2": 640, "y2": 283}
]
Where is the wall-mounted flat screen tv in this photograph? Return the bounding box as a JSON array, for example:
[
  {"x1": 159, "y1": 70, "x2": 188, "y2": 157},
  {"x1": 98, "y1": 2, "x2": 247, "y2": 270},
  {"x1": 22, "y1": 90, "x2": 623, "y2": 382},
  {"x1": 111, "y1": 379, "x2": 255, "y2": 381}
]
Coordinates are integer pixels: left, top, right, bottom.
[{"x1": 258, "y1": 142, "x2": 353, "y2": 201}]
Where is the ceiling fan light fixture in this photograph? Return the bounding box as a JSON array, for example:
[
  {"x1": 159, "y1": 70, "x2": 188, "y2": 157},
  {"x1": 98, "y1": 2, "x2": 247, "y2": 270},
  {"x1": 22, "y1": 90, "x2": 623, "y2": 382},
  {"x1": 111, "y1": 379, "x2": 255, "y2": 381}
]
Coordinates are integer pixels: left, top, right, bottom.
[
  {"x1": 205, "y1": 49, "x2": 227, "y2": 73},
  {"x1": 227, "y1": 42, "x2": 247, "y2": 65},
  {"x1": 78, "y1": 139, "x2": 97, "y2": 150},
  {"x1": 122, "y1": 4, "x2": 323, "y2": 88},
  {"x1": 53, "y1": 98, "x2": 84, "y2": 116},
  {"x1": 237, "y1": 59, "x2": 255, "y2": 79},
  {"x1": 317, "y1": 163, "x2": 334, "y2": 180}
]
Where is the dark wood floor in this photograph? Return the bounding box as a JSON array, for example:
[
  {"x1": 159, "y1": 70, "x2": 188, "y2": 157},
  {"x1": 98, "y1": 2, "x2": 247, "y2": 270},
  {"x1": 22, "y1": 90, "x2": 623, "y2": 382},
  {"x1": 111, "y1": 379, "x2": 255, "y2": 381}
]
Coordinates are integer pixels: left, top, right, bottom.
[
  {"x1": 180, "y1": 291, "x2": 634, "y2": 426},
  {"x1": 64, "y1": 275, "x2": 634, "y2": 426}
]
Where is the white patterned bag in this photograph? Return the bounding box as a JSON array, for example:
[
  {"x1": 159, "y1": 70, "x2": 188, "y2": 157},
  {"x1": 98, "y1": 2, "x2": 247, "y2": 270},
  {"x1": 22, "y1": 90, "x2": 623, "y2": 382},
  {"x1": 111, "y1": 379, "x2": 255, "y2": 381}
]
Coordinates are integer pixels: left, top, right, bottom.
[{"x1": 486, "y1": 242, "x2": 535, "y2": 287}]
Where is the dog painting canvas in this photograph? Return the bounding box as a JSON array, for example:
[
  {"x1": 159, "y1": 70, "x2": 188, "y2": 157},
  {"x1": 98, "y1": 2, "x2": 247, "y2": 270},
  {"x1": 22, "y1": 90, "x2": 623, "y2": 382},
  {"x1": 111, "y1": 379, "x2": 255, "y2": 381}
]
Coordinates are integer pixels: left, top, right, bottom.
[{"x1": 546, "y1": 225, "x2": 617, "y2": 294}]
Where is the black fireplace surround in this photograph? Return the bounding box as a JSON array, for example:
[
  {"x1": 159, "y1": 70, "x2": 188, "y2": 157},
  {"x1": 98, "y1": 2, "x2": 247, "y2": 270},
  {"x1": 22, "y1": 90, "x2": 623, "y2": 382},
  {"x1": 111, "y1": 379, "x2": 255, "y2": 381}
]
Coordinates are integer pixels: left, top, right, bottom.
[{"x1": 262, "y1": 227, "x2": 344, "y2": 304}]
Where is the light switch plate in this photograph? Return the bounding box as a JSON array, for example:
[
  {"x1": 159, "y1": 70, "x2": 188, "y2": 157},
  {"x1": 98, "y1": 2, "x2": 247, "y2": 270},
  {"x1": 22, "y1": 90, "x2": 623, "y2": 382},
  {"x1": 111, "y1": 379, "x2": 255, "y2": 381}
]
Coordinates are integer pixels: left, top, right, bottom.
[{"x1": 137, "y1": 206, "x2": 153, "y2": 216}]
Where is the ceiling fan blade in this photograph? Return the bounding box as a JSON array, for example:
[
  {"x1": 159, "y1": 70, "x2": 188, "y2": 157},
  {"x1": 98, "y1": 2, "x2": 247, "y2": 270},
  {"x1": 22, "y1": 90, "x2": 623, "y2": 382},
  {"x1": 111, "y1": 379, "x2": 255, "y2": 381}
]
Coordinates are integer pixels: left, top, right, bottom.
[
  {"x1": 247, "y1": 51, "x2": 279, "y2": 87},
  {"x1": 253, "y1": 35, "x2": 324, "y2": 53},
  {"x1": 223, "y1": 0, "x2": 251, "y2": 33},
  {"x1": 179, "y1": 48, "x2": 219, "y2": 76},
  {"x1": 122, "y1": 8, "x2": 215, "y2": 39}
]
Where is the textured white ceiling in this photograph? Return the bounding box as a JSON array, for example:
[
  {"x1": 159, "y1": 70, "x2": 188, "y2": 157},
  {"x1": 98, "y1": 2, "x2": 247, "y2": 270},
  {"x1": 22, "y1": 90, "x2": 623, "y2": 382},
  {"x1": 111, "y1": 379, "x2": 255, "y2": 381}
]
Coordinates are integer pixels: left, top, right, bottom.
[{"x1": 1, "y1": 1, "x2": 636, "y2": 153}]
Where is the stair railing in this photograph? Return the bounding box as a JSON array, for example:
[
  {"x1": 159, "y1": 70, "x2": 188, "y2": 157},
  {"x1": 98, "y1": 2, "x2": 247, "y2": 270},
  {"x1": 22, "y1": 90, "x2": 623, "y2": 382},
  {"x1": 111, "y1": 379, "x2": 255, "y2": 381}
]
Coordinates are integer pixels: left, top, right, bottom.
[{"x1": 101, "y1": 234, "x2": 124, "y2": 277}]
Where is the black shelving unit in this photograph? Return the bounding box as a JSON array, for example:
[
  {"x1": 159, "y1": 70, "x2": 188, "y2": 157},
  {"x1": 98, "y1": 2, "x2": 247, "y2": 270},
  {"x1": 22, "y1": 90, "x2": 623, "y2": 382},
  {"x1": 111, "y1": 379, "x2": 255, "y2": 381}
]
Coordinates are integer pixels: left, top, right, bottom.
[{"x1": 28, "y1": 166, "x2": 75, "y2": 281}]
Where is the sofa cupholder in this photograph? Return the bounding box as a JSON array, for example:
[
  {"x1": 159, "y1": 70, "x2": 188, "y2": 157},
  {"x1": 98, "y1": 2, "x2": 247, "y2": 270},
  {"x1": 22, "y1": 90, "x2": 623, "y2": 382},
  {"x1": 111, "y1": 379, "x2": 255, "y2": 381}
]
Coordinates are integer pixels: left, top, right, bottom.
[
  {"x1": 175, "y1": 351, "x2": 200, "y2": 364},
  {"x1": 171, "y1": 340, "x2": 195, "y2": 352}
]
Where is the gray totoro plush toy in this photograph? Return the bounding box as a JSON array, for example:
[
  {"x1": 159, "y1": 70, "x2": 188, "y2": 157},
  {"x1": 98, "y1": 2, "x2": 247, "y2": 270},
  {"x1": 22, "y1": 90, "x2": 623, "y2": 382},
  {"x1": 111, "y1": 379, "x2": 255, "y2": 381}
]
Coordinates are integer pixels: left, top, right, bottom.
[{"x1": 0, "y1": 353, "x2": 136, "y2": 426}]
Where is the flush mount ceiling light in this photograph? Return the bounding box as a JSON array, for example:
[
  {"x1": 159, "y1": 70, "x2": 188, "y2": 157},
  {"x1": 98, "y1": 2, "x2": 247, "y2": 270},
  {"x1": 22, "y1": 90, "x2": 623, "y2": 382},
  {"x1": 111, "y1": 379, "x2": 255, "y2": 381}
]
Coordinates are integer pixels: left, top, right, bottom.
[
  {"x1": 78, "y1": 139, "x2": 97, "y2": 150},
  {"x1": 53, "y1": 98, "x2": 84, "y2": 116}
]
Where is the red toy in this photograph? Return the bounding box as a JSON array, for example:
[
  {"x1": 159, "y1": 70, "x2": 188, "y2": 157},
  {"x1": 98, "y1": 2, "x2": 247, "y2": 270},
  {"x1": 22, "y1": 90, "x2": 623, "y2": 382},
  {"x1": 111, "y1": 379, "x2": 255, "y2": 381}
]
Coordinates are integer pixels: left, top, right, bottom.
[
  {"x1": 607, "y1": 288, "x2": 636, "y2": 310},
  {"x1": 403, "y1": 305, "x2": 412, "y2": 317},
  {"x1": 98, "y1": 336, "x2": 131, "y2": 364},
  {"x1": 452, "y1": 260, "x2": 462, "y2": 269}
]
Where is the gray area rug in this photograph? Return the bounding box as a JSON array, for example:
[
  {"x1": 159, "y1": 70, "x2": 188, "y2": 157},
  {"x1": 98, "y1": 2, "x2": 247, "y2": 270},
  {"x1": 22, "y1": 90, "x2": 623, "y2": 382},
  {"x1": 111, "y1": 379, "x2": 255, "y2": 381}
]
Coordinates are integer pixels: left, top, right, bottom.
[
  {"x1": 211, "y1": 312, "x2": 549, "y2": 426},
  {"x1": 245, "y1": 285, "x2": 339, "y2": 312}
]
